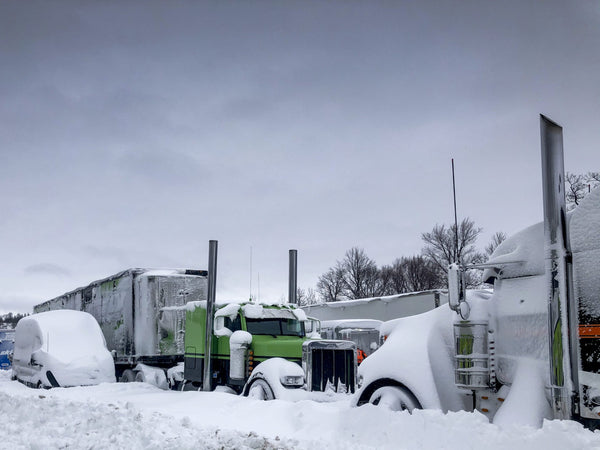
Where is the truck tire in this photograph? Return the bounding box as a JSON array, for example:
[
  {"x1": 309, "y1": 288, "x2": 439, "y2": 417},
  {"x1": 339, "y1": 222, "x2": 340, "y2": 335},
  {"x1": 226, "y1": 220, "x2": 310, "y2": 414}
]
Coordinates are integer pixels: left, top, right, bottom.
[
  {"x1": 119, "y1": 369, "x2": 136, "y2": 383},
  {"x1": 248, "y1": 379, "x2": 275, "y2": 401},
  {"x1": 368, "y1": 386, "x2": 420, "y2": 412},
  {"x1": 180, "y1": 380, "x2": 202, "y2": 391}
]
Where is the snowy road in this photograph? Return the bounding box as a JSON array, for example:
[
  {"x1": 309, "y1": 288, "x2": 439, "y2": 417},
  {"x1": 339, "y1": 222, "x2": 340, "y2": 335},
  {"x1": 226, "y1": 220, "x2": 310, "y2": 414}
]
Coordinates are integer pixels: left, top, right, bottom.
[{"x1": 1, "y1": 371, "x2": 599, "y2": 450}]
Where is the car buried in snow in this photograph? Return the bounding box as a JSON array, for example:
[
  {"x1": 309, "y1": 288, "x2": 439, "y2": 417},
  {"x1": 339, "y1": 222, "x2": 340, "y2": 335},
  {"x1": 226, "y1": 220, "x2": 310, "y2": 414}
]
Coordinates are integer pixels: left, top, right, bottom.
[{"x1": 12, "y1": 310, "x2": 116, "y2": 388}]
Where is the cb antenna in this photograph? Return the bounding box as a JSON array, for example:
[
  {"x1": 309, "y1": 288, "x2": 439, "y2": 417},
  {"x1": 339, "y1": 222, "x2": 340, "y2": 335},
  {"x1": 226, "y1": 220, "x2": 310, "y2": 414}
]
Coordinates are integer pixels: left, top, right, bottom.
[
  {"x1": 452, "y1": 158, "x2": 459, "y2": 263},
  {"x1": 249, "y1": 246, "x2": 253, "y2": 302}
]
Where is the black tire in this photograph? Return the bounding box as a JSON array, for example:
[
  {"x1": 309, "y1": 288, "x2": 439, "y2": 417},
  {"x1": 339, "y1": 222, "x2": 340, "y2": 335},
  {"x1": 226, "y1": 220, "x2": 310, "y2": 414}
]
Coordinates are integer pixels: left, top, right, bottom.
[
  {"x1": 180, "y1": 380, "x2": 202, "y2": 391},
  {"x1": 119, "y1": 369, "x2": 136, "y2": 383},
  {"x1": 368, "y1": 385, "x2": 421, "y2": 412},
  {"x1": 134, "y1": 371, "x2": 146, "y2": 383},
  {"x1": 247, "y1": 379, "x2": 275, "y2": 401}
]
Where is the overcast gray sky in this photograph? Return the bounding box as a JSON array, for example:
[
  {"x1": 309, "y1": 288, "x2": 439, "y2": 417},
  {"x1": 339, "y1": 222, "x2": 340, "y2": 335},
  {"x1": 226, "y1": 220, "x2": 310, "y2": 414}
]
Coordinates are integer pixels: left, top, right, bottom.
[{"x1": 1, "y1": 1, "x2": 599, "y2": 313}]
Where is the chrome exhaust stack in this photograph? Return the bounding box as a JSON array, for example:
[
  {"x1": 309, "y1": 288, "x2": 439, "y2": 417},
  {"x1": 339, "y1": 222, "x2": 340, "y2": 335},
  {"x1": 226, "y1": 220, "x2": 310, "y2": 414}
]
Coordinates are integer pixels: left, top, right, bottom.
[
  {"x1": 288, "y1": 249, "x2": 298, "y2": 304},
  {"x1": 540, "y1": 114, "x2": 576, "y2": 420},
  {"x1": 203, "y1": 240, "x2": 218, "y2": 391}
]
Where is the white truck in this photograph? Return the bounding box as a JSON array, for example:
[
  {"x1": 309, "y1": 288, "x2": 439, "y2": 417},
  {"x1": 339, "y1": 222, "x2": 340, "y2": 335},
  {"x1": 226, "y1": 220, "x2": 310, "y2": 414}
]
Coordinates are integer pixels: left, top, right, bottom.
[{"x1": 354, "y1": 115, "x2": 600, "y2": 428}]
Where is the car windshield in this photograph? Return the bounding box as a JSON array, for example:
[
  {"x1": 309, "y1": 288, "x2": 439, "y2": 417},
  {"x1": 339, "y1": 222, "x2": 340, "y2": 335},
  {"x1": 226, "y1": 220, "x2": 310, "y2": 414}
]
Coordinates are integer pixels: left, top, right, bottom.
[{"x1": 245, "y1": 318, "x2": 305, "y2": 337}]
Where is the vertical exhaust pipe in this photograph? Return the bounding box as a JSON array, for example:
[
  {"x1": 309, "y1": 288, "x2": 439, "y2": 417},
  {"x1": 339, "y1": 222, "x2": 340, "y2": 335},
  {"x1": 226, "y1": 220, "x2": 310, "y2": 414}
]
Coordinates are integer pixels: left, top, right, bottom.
[
  {"x1": 288, "y1": 249, "x2": 298, "y2": 304},
  {"x1": 540, "y1": 114, "x2": 575, "y2": 419},
  {"x1": 203, "y1": 240, "x2": 218, "y2": 391}
]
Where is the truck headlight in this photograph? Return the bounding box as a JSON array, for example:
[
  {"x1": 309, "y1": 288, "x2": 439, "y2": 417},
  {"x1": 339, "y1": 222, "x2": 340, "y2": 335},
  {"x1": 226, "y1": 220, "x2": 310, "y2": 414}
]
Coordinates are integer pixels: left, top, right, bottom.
[
  {"x1": 280, "y1": 375, "x2": 304, "y2": 387},
  {"x1": 358, "y1": 374, "x2": 364, "y2": 388}
]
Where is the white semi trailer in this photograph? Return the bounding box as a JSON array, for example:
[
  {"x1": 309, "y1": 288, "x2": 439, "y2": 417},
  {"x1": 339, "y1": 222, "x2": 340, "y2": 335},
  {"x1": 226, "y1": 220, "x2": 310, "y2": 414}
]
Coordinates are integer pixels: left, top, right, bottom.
[{"x1": 354, "y1": 115, "x2": 600, "y2": 428}]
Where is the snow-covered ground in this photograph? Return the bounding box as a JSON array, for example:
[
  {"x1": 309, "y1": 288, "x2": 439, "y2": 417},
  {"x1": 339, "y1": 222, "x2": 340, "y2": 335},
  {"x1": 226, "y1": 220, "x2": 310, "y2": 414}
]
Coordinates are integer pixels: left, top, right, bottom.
[{"x1": 1, "y1": 371, "x2": 599, "y2": 449}]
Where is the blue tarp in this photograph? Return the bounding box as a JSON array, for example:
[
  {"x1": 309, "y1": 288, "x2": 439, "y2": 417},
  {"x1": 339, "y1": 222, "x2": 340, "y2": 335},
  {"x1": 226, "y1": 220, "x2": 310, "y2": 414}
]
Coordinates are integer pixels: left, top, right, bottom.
[{"x1": 0, "y1": 329, "x2": 15, "y2": 369}]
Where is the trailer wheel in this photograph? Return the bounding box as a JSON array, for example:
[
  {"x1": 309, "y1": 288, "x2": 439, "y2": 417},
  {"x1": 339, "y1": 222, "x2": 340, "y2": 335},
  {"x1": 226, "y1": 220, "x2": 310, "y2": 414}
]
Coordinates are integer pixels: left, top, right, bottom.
[
  {"x1": 248, "y1": 379, "x2": 275, "y2": 401},
  {"x1": 135, "y1": 371, "x2": 146, "y2": 383},
  {"x1": 119, "y1": 369, "x2": 136, "y2": 383},
  {"x1": 180, "y1": 380, "x2": 202, "y2": 391},
  {"x1": 368, "y1": 386, "x2": 420, "y2": 412}
]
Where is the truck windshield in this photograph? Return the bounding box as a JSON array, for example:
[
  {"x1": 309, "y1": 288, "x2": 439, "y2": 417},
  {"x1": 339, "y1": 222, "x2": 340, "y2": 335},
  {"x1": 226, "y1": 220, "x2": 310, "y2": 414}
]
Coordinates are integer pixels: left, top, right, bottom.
[{"x1": 245, "y1": 318, "x2": 305, "y2": 337}]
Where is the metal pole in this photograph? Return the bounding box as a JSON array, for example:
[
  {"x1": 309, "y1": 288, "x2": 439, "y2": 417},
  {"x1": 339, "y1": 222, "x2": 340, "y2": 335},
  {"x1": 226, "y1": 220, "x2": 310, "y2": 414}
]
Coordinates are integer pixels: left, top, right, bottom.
[
  {"x1": 452, "y1": 159, "x2": 459, "y2": 262},
  {"x1": 203, "y1": 240, "x2": 218, "y2": 391},
  {"x1": 540, "y1": 114, "x2": 576, "y2": 420},
  {"x1": 288, "y1": 249, "x2": 298, "y2": 304}
]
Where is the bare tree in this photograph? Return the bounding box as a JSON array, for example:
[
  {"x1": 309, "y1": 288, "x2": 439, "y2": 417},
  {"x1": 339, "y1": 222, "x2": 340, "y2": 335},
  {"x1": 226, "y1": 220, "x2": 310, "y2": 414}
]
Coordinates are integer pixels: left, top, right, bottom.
[
  {"x1": 566, "y1": 172, "x2": 587, "y2": 210},
  {"x1": 485, "y1": 231, "x2": 507, "y2": 257},
  {"x1": 380, "y1": 256, "x2": 443, "y2": 295},
  {"x1": 379, "y1": 260, "x2": 407, "y2": 295},
  {"x1": 588, "y1": 172, "x2": 600, "y2": 183},
  {"x1": 421, "y1": 218, "x2": 484, "y2": 287},
  {"x1": 404, "y1": 255, "x2": 445, "y2": 291},
  {"x1": 297, "y1": 287, "x2": 319, "y2": 307},
  {"x1": 340, "y1": 247, "x2": 380, "y2": 299},
  {"x1": 316, "y1": 265, "x2": 346, "y2": 302},
  {"x1": 566, "y1": 172, "x2": 600, "y2": 210}
]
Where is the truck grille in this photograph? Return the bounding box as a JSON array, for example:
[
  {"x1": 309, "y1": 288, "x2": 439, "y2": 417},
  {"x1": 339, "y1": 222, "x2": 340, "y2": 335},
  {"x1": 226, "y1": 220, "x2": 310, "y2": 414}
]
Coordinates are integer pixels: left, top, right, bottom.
[{"x1": 303, "y1": 340, "x2": 356, "y2": 393}]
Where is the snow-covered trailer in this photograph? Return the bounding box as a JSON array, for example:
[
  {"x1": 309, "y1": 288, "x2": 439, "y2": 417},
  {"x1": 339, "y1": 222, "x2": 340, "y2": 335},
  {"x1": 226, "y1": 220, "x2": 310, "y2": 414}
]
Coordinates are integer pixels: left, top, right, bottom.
[
  {"x1": 302, "y1": 290, "x2": 447, "y2": 322},
  {"x1": 34, "y1": 268, "x2": 207, "y2": 379}
]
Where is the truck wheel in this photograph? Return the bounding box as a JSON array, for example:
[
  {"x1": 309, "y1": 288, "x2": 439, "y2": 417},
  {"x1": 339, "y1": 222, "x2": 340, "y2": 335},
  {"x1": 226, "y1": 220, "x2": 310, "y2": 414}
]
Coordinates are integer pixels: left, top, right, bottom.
[
  {"x1": 180, "y1": 380, "x2": 202, "y2": 391},
  {"x1": 368, "y1": 386, "x2": 420, "y2": 412},
  {"x1": 248, "y1": 379, "x2": 274, "y2": 401},
  {"x1": 119, "y1": 369, "x2": 136, "y2": 383},
  {"x1": 135, "y1": 371, "x2": 146, "y2": 383}
]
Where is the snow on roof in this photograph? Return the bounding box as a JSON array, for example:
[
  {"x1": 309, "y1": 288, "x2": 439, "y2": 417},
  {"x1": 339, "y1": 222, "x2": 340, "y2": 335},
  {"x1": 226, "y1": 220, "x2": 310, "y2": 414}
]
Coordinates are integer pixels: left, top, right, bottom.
[
  {"x1": 320, "y1": 319, "x2": 382, "y2": 330},
  {"x1": 484, "y1": 186, "x2": 600, "y2": 284},
  {"x1": 17, "y1": 310, "x2": 107, "y2": 362},
  {"x1": 309, "y1": 290, "x2": 445, "y2": 309},
  {"x1": 483, "y1": 221, "x2": 545, "y2": 282},
  {"x1": 137, "y1": 269, "x2": 206, "y2": 278}
]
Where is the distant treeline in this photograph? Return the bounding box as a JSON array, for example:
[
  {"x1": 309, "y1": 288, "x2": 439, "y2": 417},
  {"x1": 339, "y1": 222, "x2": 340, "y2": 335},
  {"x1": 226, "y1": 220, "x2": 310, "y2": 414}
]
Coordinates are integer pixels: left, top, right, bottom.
[{"x1": 0, "y1": 312, "x2": 29, "y2": 329}]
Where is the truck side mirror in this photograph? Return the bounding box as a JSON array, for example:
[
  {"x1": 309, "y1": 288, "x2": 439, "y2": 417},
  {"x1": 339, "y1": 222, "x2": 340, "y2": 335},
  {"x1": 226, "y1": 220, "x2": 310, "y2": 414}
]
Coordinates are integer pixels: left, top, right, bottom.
[
  {"x1": 214, "y1": 316, "x2": 232, "y2": 337},
  {"x1": 305, "y1": 318, "x2": 320, "y2": 336},
  {"x1": 448, "y1": 263, "x2": 466, "y2": 312}
]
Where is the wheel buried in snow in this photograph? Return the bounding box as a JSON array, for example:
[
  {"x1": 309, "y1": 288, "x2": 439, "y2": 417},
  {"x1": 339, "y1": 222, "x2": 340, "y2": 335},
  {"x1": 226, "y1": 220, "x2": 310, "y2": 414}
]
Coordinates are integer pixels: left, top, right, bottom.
[
  {"x1": 134, "y1": 371, "x2": 146, "y2": 383},
  {"x1": 248, "y1": 379, "x2": 274, "y2": 401},
  {"x1": 368, "y1": 386, "x2": 420, "y2": 412},
  {"x1": 180, "y1": 380, "x2": 202, "y2": 391},
  {"x1": 119, "y1": 369, "x2": 136, "y2": 383}
]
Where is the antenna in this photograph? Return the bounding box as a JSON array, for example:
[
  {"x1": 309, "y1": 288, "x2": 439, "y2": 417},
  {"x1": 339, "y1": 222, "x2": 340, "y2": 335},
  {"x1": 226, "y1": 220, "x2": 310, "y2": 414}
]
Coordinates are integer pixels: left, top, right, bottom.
[
  {"x1": 452, "y1": 158, "x2": 459, "y2": 262},
  {"x1": 249, "y1": 246, "x2": 253, "y2": 301}
]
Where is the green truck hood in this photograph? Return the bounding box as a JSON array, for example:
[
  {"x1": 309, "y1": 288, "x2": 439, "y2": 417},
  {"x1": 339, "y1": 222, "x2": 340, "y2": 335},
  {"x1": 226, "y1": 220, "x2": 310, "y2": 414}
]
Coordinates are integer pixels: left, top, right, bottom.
[{"x1": 250, "y1": 335, "x2": 304, "y2": 363}]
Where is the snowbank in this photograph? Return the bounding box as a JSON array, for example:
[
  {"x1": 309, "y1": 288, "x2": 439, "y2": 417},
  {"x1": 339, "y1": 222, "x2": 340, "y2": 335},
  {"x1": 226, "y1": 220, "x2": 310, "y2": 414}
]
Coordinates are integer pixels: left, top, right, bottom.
[{"x1": 1, "y1": 370, "x2": 598, "y2": 449}]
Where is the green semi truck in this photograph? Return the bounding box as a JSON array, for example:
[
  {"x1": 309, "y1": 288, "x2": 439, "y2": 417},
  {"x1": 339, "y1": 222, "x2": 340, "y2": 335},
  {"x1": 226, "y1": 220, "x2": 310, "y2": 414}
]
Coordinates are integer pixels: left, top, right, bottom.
[{"x1": 182, "y1": 300, "x2": 356, "y2": 399}]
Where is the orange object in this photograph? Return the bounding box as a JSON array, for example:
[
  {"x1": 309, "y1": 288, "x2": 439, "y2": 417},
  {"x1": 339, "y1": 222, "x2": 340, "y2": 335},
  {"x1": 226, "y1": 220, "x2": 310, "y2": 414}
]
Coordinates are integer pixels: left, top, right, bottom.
[
  {"x1": 357, "y1": 349, "x2": 367, "y2": 364},
  {"x1": 579, "y1": 324, "x2": 600, "y2": 339}
]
